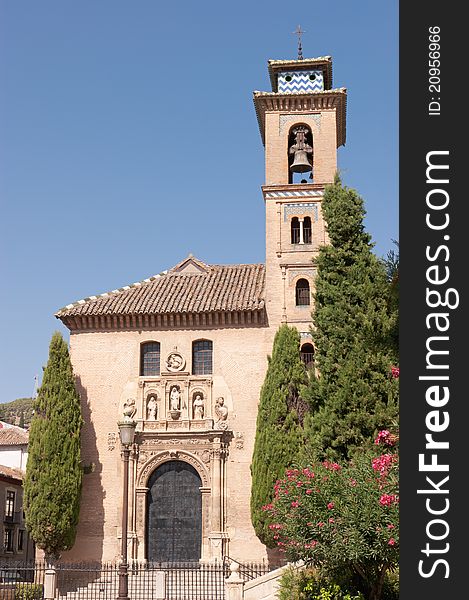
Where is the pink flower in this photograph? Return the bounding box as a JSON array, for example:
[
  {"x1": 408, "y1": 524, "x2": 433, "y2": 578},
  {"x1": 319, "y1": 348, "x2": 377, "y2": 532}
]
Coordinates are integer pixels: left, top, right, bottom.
[
  {"x1": 388, "y1": 538, "x2": 396, "y2": 546},
  {"x1": 391, "y1": 366, "x2": 400, "y2": 378},
  {"x1": 374, "y1": 430, "x2": 398, "y2": 447},
  {"x1": 318, "y1": 522, "x2": 324, "y2": 527},
  {"x1": 305, "y1": 489, "x2": 313, "y2": 495},
  {"x1": 291, "y1": 500, "x2": 300, "y2": 508},
  {"x1": 372, "y1": 454, "x2": 395, "y2": 477},
  {"x1": 327, "y1": 502, "x2": 335, "y2": 510},
  {"x1": 328, "y1": 518, "x2": 334, "y2": 523},
  {"x1": 323, "y1": 460, "x2": 342, "y2": 471},
  {"x1": 350, "y1": 479, "x2": 357, "y2": 487},
  {"x1": 379, "y1": 494, "x2": 398, "y2": 506},
  {"x1": 387, "y1": 523, "x2": 395, "y2": 530}
]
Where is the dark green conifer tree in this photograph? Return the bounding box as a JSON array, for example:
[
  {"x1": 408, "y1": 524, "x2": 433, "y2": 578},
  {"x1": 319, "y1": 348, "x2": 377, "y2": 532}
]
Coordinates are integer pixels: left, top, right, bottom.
[
  {"x1": 24, "y1": 331, "x2": 83, "y2": 561},
  {"x1": 304, "y1": 177, "x2": 399, "y2": 460},
  {"x1": 250, "y1": 324, "x2": 308, "y2": 546}
]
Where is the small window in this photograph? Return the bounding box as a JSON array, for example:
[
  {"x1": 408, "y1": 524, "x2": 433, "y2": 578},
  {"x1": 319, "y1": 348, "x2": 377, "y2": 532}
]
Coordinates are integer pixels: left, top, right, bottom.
[
  {"x1": 300, "y1": 343, "x2": 315, "y2": 368},
  {"x1": 4, "y1": 528, "x2": 14, "y2": 552},
  {"x1": 192, "y1": 340, "x2": 213, "y2": 375},
  {"x1": 296, "y1": 279, "x2": 311, "y2": 306},
  {"x1": 5, "y1": 490, "x2": 15, "y2": 519},
  {"x1": 303, "y1": 217, "x2": 312, "y2": 244},
  {"x1": 18, "y1": 529, "x2": 25, "y2": 552},
  {"x1": 140, "y1": 342, "x2": 160, "y2": 376},
  {"x1": 291, "y1": 217, "x2": 300, "y2": 244}
]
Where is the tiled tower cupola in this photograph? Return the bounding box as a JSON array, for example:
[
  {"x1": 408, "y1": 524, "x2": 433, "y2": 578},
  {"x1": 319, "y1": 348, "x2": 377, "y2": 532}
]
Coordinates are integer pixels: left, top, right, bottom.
[{"x1": 253, "y1": 56, "x2": 347, "y2": 335}]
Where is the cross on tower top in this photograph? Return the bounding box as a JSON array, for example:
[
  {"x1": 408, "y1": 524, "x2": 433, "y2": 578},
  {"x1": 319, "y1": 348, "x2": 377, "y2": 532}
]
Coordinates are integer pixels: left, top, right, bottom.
[{"x1": 293, "y1": 25, "x2": 305, "y2": 60}]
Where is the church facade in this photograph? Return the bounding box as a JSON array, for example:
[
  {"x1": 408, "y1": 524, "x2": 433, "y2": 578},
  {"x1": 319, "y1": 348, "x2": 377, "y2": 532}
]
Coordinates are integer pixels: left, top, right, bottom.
[{"x1": 55, "y1": 54, "x2": 346, "y2": 564}]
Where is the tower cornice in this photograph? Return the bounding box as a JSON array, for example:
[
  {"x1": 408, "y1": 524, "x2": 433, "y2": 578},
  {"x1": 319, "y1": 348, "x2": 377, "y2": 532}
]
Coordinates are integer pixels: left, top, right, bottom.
[
  {"x1": 262, "y1": 183, "x2": 326, "y2": 201},
  {"x1": 253, "y1": 88, "x2": 347, "y2": 147}
]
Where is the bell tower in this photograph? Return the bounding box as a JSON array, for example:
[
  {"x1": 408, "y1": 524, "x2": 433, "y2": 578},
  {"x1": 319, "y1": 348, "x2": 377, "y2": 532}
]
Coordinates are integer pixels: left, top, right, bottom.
[{"x1": 253, "y1": 54, "x2": 347, "y2": 347}]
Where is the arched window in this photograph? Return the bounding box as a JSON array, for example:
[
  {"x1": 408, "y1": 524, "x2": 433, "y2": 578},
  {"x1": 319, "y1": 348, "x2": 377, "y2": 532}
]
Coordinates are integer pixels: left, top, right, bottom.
[
  {"x1": 303, "y1": 216, "x2": 312, "y2": 244},
  {"x1": 291, "y1": 216, "x2": 312, "y2": 245},
  {"x1": 296, "y1": 279, "x2": 311, "y2": 306},
  {"x1": 300, "y1": 343, "x2": 315, "y2": 368},
  {"x1": 192, "y1": 340, "x2": 213, "y2": 375},
  {"x1": 140, "y1": 342, "x2": 161, "y2": 376},
  {"x1": 291, "y1": 217, "x2": 300, "y2": 244}
]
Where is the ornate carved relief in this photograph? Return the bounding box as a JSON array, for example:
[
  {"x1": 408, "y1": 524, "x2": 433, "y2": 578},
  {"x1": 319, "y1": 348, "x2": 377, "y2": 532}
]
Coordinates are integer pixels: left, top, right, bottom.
[
  {"x1": 288, "y1": 268, "x2": 317, "y2": 285},
  {"x1": 279, "y1": 113, "x2": 321, "y2": 135},
  {"x1": 137, "y1": 450, "x2": 210, "y2": 488},
  {"x1": 107, "y1": 432, "x2": 117, "y2": 451},
  {"x1": 165, "y1": 351, "x2": 186, "y2": 372},
  {"x1": 283, "y1": 203, "x2": 319, "y2": 222},
  {"x1": 234, "y1": 431, "x2": 244, "y2": 449}
]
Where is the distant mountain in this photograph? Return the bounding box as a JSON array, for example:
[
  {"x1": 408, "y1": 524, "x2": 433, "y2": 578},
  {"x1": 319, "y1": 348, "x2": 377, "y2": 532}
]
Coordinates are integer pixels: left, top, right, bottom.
[{"x1": 0, "y1": 397, "x2": 34, "y2": 427}]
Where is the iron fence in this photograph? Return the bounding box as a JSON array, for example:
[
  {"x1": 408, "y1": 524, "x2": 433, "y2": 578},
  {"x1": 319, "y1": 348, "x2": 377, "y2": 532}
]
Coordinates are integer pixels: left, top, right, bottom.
[
  {"x1": 0, "y1": 561, "x2": 45, "y2": 600},
  {"x1": 223, "y1": 556, "x2": 270, "y2": 581},
  {"x1": 0, "y1": 558, "x2": 272, "y2": 600}
]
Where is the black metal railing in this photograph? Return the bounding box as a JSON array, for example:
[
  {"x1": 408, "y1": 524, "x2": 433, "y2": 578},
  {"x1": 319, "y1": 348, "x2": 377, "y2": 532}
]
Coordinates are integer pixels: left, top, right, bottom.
[
  {"x1": 0, "y1": 557, "x2": 272, "y2": 599},
  {"x1": 0, "y1": 561, "x2": 45, "y2": 599},
  {"x1": 223, "y1": 555, "x2": 271, "y2": 581}
]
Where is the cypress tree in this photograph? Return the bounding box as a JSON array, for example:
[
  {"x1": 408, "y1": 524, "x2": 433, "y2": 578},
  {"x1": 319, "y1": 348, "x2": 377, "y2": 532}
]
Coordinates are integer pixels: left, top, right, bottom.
[
  {"x1": 304, "y1": 177, "x2": 398, "y2": 460},
  {"x1": 24, "y1": 331, "x2": 83, "y2": 561},
  {"x1": 250, "y1": 324, "x2": 308, "y2": 546}
]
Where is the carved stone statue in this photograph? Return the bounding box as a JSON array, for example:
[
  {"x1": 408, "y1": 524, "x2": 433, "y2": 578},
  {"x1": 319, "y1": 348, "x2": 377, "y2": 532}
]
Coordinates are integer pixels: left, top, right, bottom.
[
  {"x1": 170, "y1": 386, "x2": 181, "y2": 411},
  {"x1": 122, "y1": 398, "x2": 137, "y2": 420},
  {"x1": 147, "y1": 396, "x2": 157, "y2": 420},
  {"x1": 193, "y1": 394, "x2": 204, "y2": 420},
  {"x1": 215, "y1": 397, "x2": 228, "y2": 429}
]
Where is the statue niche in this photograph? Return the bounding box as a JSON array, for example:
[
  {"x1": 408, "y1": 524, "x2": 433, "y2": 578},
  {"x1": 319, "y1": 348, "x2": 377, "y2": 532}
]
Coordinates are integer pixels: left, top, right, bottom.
[
  {"x1": 169, "y1": 385, "x2": 182, "y2": 420},
  {"x1": 146, "y1": 394, "x2": 158, "y2": 421},
  {"x1": 192, "y1": 393, "x2": 205, "y2": 420}
]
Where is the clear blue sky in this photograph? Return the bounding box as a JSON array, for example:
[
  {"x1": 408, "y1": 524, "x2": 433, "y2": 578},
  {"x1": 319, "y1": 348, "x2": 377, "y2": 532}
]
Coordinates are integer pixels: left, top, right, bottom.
[{"x1": 0, "y1": 0, "x2": 398, "y2": 403}]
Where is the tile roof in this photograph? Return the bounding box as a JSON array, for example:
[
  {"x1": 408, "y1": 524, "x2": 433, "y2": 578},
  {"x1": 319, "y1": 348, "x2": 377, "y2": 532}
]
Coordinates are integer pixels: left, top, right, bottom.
[
  {"x1": 56, "y1": 258, "x2": 265, "y2": 320},
  {"x1": 0, "y1": 464, "x2": 24, "y2": 481},
  {"x1": 0, "y1": 426, "x2": 29, "y2": 446}
]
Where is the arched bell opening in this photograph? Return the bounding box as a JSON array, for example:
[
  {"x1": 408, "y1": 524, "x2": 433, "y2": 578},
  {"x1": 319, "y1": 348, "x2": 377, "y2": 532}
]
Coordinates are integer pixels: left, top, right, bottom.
[
  {"x1": 146, "y1": 460, "x2": 202, "y2": 563},
  {"x1": 288, "y1": 123, "x2": 313, "y2": 184}
]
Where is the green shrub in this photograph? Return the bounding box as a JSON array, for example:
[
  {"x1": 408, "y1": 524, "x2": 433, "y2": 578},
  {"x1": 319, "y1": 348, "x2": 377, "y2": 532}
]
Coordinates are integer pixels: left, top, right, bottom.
[
  {"x1": 277, "y1": 567, "x2": 365, "y2": 600},
  {"x1": 14, "y1": 583, "x2": 44, "y2": 600},
  {"x1": 277, "y1": 566, "x2": 317, "y2": 600},
  {"x1": 303, "y1": 582, "x2": 364, "y2": 600}
]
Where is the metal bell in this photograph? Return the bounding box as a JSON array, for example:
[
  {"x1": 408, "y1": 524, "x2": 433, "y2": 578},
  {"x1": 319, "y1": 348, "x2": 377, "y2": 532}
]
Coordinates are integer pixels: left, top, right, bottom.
[{"x1": 290, "y1": 149, "x2": 312, "y2": 173}]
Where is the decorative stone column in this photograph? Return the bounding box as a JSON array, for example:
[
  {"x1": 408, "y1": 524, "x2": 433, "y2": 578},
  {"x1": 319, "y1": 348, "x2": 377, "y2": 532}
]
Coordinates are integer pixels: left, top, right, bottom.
[
  {"x1": 209, "y1": 438, "x2": 223, "y2": 560},
  {"x1": 298, "y1": 216, "x2": 305, "y2": 244},
  {"x1": 135, "y1": 487, "x2": 148, "y2": 561}
]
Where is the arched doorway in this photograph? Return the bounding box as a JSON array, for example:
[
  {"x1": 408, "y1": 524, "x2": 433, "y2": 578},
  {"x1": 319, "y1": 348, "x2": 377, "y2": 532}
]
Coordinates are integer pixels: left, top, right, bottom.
[{"x1": 146, "y1": 460, "x2": 202, "y2": 562}]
